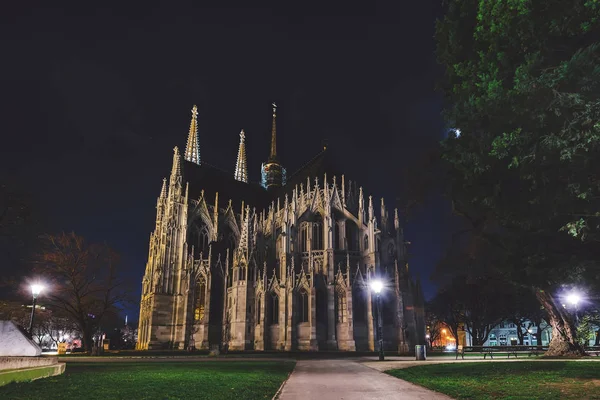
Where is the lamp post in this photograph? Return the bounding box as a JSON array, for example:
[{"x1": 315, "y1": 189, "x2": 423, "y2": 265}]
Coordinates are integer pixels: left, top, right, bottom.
[
  {"x1": 28, "y1": 284, "x2": 43, "y2": 337},
  {"x1": 370, "y1": 279, "x2": 384, "y2": 361}
]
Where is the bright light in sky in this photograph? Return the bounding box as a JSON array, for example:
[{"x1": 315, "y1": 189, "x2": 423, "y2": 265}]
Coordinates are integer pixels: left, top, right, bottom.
[{"x1": 455, "y1": 128, "x2": 461, "y2": 137}]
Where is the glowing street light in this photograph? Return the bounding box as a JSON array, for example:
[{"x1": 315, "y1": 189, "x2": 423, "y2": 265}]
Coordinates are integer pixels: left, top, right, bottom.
[
  {"x1": 370, "y1": 279, "x2": 384, "y2": 361},
  {"x1": 28, "y1": 284, "x2": 44, "y2": 336},
  {"x1": 565, "y1": 290, "x2": 583, "y2": 324},
  {"x1": 566, "y1": 292, "x2": 581, "y2": 306}
]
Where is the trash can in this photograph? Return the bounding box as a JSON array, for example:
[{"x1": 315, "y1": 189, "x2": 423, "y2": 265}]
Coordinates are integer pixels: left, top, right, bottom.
[{"x1": 415, "y1": 345, "x2": 426, "y2": 360}]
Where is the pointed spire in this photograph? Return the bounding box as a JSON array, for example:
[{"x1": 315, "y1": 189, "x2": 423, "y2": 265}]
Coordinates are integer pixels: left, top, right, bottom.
[
  {"x1": 359, "y1": 187, "x2": 364, "y2": 211},
  {"x1": 234, "y1": 129, "x2": 248, "y2": 183},
  {"x1": 394, "y1": 208, "x2": 400, "y2": 230},
  {"x1": 368, "y1": 195, "x2": 374, "y2": 221},
  {"x1": 341, "y1": 175, "x2": 346, "y2": 207},
  {"x1": 184, "y1": 105, "x2": 200, "y2": 165},
  {"x1": 171, "y1": 146, "x2": 181, "y2": 178},
  {"x1": 269, "y1": 102, "x2": 277, "y2": 161},
  {"x1": 160, "y1": 178, "x2": 167, "y2": 199}
]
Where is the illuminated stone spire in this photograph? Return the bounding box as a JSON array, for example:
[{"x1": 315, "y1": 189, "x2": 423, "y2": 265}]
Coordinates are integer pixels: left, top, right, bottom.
[
  {"x1": 234, "y1": 129, "x2": 248, "y2": 183},
  {"x1": 160, "y1": 178, "x2": 167, "y2": 199},
  {"x1": 171, "y1": 146, "x2": 181, "y2": 178},
  {"x1": 269, "y1": 102, "x2": 277, "y2": 161},
  {"x1": 261, "y1": 102, "x2": 285, "y2": 191},
  {"x1": 184, "y1": 105, "x2": 200, "y2": 165}
]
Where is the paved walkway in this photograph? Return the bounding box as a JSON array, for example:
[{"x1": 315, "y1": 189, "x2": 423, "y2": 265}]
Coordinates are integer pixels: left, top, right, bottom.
[{"x1": 277, "y1": 359, "x2": 451, "y2": 400}]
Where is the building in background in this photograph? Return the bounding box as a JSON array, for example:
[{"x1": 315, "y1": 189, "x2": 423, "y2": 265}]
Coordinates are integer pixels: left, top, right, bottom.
[{"x1": 137, "y1": 104, "x2": 425, "y2": 352}]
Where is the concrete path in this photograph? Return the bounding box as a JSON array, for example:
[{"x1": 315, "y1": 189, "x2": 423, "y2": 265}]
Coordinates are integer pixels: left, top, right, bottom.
[{"x1": 277, "y1": 359, "x2": 451, "y2": 400}]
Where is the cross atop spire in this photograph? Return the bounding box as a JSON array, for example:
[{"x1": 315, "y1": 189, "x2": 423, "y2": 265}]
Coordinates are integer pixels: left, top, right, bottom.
[
  {"x1": 269, "y1": 102, "x2": 277, "y2": 161},
  {"x1": 234, "y1": 129, "x2": 248, "y2": 183},
  {"x1": 184, "y1": 105, "x2": 200, "y2": 165}
]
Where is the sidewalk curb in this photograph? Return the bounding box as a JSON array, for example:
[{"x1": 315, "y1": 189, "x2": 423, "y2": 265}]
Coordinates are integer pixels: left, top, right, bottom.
[{"x1": 272, "y1": 364, "x2": 296, "y2": 400}]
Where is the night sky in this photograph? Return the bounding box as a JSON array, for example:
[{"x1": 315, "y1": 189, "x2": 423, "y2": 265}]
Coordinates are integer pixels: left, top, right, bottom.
[{"x1": 1, "y1": 2, "x2": 457, "y2": 321}]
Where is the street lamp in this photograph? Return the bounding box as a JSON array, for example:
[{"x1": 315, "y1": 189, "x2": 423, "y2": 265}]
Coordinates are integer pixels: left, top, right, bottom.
[
  {"x1": 566, "y1": 292, "x2": 581, "y2": 307},
  {"x1": 566, "y1": 291, "x2": 582, "y2": 324},
  {"x1": 28, "y1": 284, "x2": 43, "y2": 336},
  {"x1": 370, "y1": 279, "x2": 384, "y2": 361}
]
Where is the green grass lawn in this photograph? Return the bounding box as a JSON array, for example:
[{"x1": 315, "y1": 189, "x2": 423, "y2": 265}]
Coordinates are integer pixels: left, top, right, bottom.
[
  {"x1": 387, "y1": 361, "x2": 600, "y2": 399},
  {"x1": 0, "y1": 361, "x2": 295, "y2": 400}
]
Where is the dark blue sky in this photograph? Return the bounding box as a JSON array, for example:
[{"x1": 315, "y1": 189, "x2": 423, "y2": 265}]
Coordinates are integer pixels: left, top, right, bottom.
[{"x1": 1, "y1": 1, "x2": 457, "y2": 321}]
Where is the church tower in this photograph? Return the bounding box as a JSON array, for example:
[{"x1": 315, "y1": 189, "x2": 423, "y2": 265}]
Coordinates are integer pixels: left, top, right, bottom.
[
  {"x1": 261, "y1": 103, "x2": 286, "y2": 191},
  {"x1": 137, "y1": 146, "x2": 189, "y2": 349}
]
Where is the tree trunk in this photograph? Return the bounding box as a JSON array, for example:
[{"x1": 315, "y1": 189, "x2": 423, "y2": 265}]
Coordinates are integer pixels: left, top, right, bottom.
[
  {"x1": 82, "y1": 327, "x2": 94, "y2": 353},
  {"x1": 535, "y1": 290, "x2": 585, "y2": 356},
  {"x1": 595, "y1": 330, "x2": 599, "y2": 346}
]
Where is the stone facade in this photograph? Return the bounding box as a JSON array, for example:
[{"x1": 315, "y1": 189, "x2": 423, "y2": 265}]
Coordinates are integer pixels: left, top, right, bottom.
[{"x1": 137, "y1": 106, "x2": 425, "y2": 352}]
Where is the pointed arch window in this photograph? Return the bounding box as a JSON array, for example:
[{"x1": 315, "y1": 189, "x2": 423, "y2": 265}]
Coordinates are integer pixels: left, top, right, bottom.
[
  {"x1": 300, "y1": 222, "x2": 309, "y2": 252},
  {"x1": 194, "y1": 278, "x2": 207, "y2": 321},
  {"x1": 256, "y1": 297, "x2": 262, "y2": 323},
  {"x1": 363, "y1": 235, "x2": 369, "y2": 251},
  {"x1": 299, "y1": 289, "x2": 309, "y2": 323},
  {"x1": 335, "y1": 290, "x2": 347, "y2": 323},
  {"x1": 334, "y1": 221, "x2": 340, "y2": 250},
  {"x1": 387, "y1": 243, "x2": 395, "y2": 259},
  {"x1": 312, "y1": 214, "x2": 323, "y2": 250},
  {"x1": 271, "y1": 293, "x2": 279, "y2": 325},
  {"x1": 345, "y1": 222, "x2": 357, "y2": 251},
  {"x1": 190, "y1": 224, "x2": 210, "y2": 258}
]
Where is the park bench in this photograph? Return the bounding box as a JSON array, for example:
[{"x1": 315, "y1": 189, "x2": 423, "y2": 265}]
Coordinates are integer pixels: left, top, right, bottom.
[
  {"x1": 455, "y1": 345, "x2": 548, "y2": 360},
  {"x1": 585, "y1": 346, "x2": 600, "y2": 356}
]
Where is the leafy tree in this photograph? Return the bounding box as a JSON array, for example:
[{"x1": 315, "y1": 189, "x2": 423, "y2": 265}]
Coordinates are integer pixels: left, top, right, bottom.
[
  {"x1": 436, "y1": 0, "x2": 600, "y2": 355},
  {"x1": 576, "y1": 307, "x2": 600, "y2": 346},
  {"x1": 35, "y1": 233, "x2": 127, "y2": 353}
]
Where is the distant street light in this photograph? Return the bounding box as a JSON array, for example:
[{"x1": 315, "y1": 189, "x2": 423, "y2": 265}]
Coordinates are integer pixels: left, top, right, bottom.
[
  {"x1": 28, "y1": 284, "x2": 44, "y2": 336},
  {"x1": 370, "y1": 279, "x2": 384, "y2": 361}
]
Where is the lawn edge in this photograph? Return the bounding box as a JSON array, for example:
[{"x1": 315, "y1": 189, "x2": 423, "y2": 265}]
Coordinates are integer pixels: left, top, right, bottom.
[
  {"x1": 384, "y1": 369, "x2": 457, "y2": 399},
  {"x1": 272, "y1": 362, "x2": 296, "y2": 400}
]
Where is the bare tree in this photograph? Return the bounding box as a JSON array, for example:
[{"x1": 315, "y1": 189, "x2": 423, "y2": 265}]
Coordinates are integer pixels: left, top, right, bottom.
[{"x1": 35, "y1": 233, "x2": 126, "y2": 353}]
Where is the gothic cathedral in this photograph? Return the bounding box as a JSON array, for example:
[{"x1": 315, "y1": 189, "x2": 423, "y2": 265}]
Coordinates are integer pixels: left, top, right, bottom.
[{"x1": 137, "y1": 104, "x2": 426, "y2": 352}]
